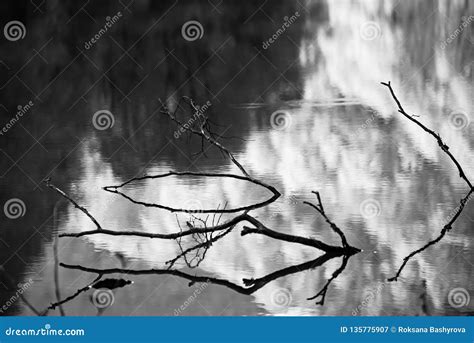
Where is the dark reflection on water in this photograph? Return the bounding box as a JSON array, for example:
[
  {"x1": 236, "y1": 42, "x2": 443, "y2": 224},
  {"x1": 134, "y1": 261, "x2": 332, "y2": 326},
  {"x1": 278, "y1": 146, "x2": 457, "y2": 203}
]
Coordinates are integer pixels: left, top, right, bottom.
[{"x1": 0, "y1": 0, "x2": 473, "y2": 316}]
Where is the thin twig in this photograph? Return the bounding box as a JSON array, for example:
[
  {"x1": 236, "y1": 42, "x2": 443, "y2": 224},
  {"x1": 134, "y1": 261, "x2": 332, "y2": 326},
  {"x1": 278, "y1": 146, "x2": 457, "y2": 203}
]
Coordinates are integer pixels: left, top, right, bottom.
[
  {"x1": 307, "y1": 255, "x2": 350, "y2": 305},
  {"x1": 45, "y1": 179, "x2": 102, "y2": 230},
  {"x1": 388, "y1": 189, "x2": 473, "y2": 281},
  {"x1": 48, "y1": 274, "x2": 102, "y2": 310},
  {"x1": 382, "y1": 81, "x2": 472, "y2": 189},
  {"x1": 303, "y1": 191, "x2": 349, "y2": 248}
]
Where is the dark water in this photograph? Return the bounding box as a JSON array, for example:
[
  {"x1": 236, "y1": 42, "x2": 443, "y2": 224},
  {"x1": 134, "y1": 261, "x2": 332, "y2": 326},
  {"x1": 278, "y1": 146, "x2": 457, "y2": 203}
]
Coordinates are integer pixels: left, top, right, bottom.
[{"x1": 0, "y1": 0, "x2": 473, "y2": 316}]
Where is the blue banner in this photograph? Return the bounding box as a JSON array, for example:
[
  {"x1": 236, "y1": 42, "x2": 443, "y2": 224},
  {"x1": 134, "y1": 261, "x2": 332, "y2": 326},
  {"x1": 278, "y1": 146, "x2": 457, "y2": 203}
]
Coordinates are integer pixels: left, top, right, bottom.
[{"x1": 0, "y1": 316, "x2": 472, "y2": 342}]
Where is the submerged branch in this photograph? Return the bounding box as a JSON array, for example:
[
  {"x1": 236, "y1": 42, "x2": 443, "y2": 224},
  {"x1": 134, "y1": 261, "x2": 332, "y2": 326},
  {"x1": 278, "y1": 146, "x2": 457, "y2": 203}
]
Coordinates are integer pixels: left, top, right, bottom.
[
  {"x1": 60, "y1": 212, "x2": 249, "y2": 239},
  {"x1": 387, "y1": 189, "x2": 473, "y2": 282},
  {"x1": 242, "y1": 216, "x2": 357, "y2": 254},
  {"x1": 304, "y1": 191, "x2": 349, "y2": 248},
  {"x1": 382, "y1": 81, "x2": 474, "y2": 281},
  {"x1": 307, "y1": 254, "x2": 350, "y2": 305},
  {"x1": 48, "y1": 274, "x2": 102, "y2": 310},
  {"x1": 159, "y1": 97, "x2": 251, "y2": 178},
  {"x1": 45, "y1": 179, "x2": 102, "y2": 231},
  {"x1": 60, "y1": 248, "x2": 356, "y2": 303},
  {"x1": 103, "y1": 171, "x2": 280, "y2": 214}
]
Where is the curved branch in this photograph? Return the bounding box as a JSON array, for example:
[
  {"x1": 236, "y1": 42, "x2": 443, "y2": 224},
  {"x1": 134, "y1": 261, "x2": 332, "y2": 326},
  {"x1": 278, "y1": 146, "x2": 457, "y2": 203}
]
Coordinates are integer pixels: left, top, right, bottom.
[
  {"x1": 388, "y1": 189, "x2": 473, "y2": 281},
  {"x1": 304, "y1": 191, "x2": 349, "y2": 248},
  {"x1": 382, "y1": 81, "x2": 472, "y2": 189},
  {"x1": 382, "y1": 81, "x2": 473, "y2": 281},
  {"x1": 60, "y1": 212, "x2": 249, "y2": 239},
  {"x1": 103, "y1": 171, "x2": 280, "y2": 214},
  {"x1": 45, "y1": 179, "x2": 102, "y2": 230}
]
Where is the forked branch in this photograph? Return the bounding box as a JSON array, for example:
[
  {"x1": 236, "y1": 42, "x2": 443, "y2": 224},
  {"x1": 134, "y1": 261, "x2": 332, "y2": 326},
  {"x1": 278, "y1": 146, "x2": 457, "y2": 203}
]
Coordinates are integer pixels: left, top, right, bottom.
[{"x1": 304, "y1": 191, "x2": 349, "y2": 248}]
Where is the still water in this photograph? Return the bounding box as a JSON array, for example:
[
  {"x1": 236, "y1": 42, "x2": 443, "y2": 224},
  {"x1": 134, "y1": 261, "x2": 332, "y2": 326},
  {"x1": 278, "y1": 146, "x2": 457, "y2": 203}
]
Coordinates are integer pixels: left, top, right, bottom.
[{"x1": 0, "y1": 0, "x2": 473, "y2": 316}]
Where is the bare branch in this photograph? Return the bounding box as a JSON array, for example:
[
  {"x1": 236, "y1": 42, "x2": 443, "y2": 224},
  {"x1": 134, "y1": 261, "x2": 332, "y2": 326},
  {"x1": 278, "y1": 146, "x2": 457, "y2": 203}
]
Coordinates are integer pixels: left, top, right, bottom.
[
  {"x1": 60, "y1": 212, "x2": 249, "y2": 239},
  {"x1": 103, "y1": 171, "x2": 279, "y2": 214},
  {"x1": 241, "y1": 215, "x2": 359, "y2": 254},
  {"x1": 48, "y1": 274, "x2": 102, "y2": 310},
  {"x1": 382, "y1": 81, "x2": 472, "y2": 189},
  {"x1": 307, "y1": 255, "x2": 350, "y2": 305},
  {"x1": 45, "y1": 179, "x2": 102, "y2": 231},
  {"x1": 60, "y1": 251, "x2": 351, "y2": 301},
  {"x1": 388, "y1": 189, "x2": 473, "y2": 281},
  {"x1": 160, "y1": 97, "x2": 251, "y2": 178},
  {"x1": 382, "y1": 81, "x2": 474, "y2": 281},
  {"x1": 304, "y1": 191, "x2": 349, "y2": 248}
]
